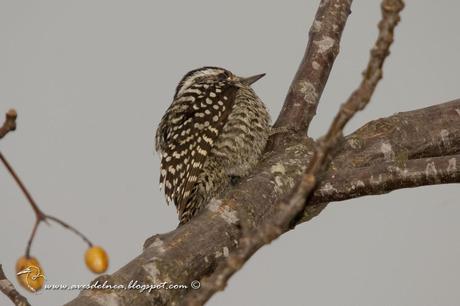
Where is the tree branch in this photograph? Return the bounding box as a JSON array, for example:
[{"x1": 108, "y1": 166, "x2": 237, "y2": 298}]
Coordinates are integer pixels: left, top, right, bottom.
[
  {"x1": 331, "y1": 99, "x2": 460, "y2": 170},
  {"x1": 182, "y1": 1, "x2": 404, "y2": 304},
  {"x1": 270, "y1": 0, "x2": 352, "y2": 142},
  {"x1": 0, "y1": 264, "x2": 31, "y2": 306},
  {"x1": 303, "y1": 99, "x2": 460, "y2": 210},
  {"x1": 0, "y1": 152, "x2": 94, "y2": 259},
  {"x1": 64, "y1": 98, "x2": 456, "y2": 306},
  {"x1": 312, "y1": 154, "x2": 459, "y2": 206},
  {"x1": 61, "y1": 1, "x2": 459, "y2": 306},
  {"x1": 0, "y1": 109, "x2": 17, "y2": 139},
  {"x1": 63, "y1": 1, "x2": 412, "y2": 306}
]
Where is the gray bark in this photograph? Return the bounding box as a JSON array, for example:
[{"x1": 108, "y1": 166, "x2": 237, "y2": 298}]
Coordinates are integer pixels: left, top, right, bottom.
[{"x1": 64, "y1": 99, "x2": 460, "y2": 306}]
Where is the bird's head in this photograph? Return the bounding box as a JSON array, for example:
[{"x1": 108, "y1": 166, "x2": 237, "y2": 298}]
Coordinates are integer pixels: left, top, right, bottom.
[{"x1": 174, "y1": 66, "x2": 265, "y2": 98}]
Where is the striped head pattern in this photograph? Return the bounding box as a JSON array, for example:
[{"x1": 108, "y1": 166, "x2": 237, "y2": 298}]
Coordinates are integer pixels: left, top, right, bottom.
[{"x1": 155, "y1": 66, "x2": 265, "y2": 221}]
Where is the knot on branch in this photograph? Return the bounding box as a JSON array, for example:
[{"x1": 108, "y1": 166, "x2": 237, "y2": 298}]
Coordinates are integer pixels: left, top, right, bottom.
[
  {"x1": 0, "y1": 109, "x2": 18, "y2": 139},
  {"x1": 382, "y1": 0, "x2": 405, "y2": 14}
]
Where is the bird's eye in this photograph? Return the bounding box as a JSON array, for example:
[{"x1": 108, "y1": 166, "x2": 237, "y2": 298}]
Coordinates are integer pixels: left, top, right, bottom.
[{"x1": 220, "y1": 72, "x2": 231, "y2": 80}]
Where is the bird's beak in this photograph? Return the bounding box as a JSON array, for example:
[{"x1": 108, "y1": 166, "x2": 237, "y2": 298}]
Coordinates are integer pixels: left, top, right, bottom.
[{"x1": 240, "y1": 73, "x2": 266, "y2": 85}]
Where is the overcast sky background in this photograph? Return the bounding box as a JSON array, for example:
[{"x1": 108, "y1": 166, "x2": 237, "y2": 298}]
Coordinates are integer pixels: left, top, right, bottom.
[{"x1": 1, "y1": 1, "x2": 459, "y2": 305}]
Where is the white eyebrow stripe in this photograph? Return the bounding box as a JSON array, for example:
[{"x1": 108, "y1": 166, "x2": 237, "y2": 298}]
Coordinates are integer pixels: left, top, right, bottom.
[{"x1": 177, "y1": 68, "x2": 225, "y2": 97}]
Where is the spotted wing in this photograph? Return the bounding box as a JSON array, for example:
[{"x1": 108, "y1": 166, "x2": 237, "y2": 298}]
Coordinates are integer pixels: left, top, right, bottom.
[{"x1": 157, "y1": 81, "x2": 237, "y2": 215}]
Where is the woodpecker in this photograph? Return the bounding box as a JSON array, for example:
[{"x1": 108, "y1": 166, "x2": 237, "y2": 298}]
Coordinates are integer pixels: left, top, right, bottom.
[{"x1": 155, "y1": 67, "x2": 270, "y2": 225}]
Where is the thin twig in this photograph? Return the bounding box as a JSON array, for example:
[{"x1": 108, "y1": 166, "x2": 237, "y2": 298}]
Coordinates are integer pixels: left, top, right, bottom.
[
  {"x1": 182, "y1": 0, "x2": 404, "y2": 305},
  {"x1": 0, "y1": 109, "x2": 17, "y2": 139},
  {"x1": 0, "y1": 152, "x2": 93, "y2": 258},
  {"x1": 47, "y1": 215, "x2": 93, "y2": 247},
  {"x1": 1, "y1": 151, "x2": 47, "y2": 257},
  {"x1": 0, "y1": 152, "x2": 46, "y2": 218},
  {"x1": 0, "y1": 264, "x2": 31, "y2": 306},
  {"x1": 25, "y1": 218, "x2": 42, "y2": 258}
]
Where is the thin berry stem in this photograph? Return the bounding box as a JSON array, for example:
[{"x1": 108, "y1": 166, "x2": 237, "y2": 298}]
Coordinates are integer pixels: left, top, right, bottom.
[
  {"x1": 25, "y1": 218, "x2": 41, "y2": 258},
  {"x1": 47, "y1": 215, "x2": 93, "y2": 247},
  {"x1": 0, "y1": 152, "x2": 46, "y2": 219},
  {"x1": 0, "y1": 151, "x2": 93, "y2": 257}
]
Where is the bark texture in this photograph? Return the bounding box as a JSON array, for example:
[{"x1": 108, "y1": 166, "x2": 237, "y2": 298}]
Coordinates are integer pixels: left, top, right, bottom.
[
  {"x1": 1, "y1": 0, "x2": 452, "y2": 305},
  {"x1": 0, "y1": 265, "x2": 31, "y2": 306},
  {"x1": 64, "y1": 98, "x2": 460, "y2": 306}
]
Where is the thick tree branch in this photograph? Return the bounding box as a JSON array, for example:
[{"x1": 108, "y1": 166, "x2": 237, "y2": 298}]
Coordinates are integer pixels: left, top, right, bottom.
[
  {"x1": 304, "y1": 99, "x2": 460, "y2": 209},
  {"x1": 331, "y1": 99, "x2": 460, "y2": 170},
  {"x1": 64, "y1": 98, "x2": 456, "y2": 306},
  {"x1": 270, "y1": 0, "x2": 352, "y2": 141},
  {"x1": 313, "y1": 154, "x2": 459, "y2": 205},
  {"x1": 183, "y1": 1, "x2": 403, "y2": 304},
  {"x1": 62, "y1": 1, "x2": 456, "y2": 306},
  {"x1": 0, "y1": 264, "x2": 31, "y2": 306}
]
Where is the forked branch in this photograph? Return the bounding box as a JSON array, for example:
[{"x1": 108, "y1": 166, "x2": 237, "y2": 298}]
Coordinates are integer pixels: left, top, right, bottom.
[{"x1": 182, "y1": 0, "x2": 404, "y2": 305}]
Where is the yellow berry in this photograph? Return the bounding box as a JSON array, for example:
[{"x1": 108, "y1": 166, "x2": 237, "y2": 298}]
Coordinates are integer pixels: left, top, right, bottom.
[
  {"x1": 15, "y1": 256, "x2": 45, "y2": 292},
  {"x1": 85, "y1": 246, "x2": 109, "y2": 274}
]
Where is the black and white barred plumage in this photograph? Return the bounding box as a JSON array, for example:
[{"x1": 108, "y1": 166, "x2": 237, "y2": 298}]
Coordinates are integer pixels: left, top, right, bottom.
[{"x1": 155, "y1": 67, "x2": 270, "y2": 225}]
